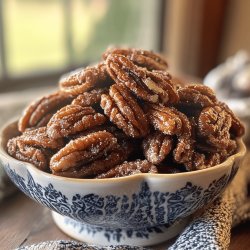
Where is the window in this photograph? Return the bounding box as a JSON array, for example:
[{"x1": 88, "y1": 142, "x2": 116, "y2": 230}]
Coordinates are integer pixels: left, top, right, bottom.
[{"x1": 0, "y1": 0, "x2": 164, "y2": 91}]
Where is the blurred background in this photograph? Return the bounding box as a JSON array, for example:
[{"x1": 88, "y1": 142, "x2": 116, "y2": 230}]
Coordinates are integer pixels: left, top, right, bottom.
[{"x1": 0, "y1": 0, "x2": 249, "y2": 92}]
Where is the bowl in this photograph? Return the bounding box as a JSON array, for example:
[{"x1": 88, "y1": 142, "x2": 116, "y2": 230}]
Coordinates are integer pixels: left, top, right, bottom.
[{"x1": 0, "y1": 121, "x2": 246, "y2": 246}]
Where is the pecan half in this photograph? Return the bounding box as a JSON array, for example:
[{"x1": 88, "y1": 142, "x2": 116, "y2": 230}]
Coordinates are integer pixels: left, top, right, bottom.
[
  {"x1": 106, "y1": 54, "x2": 178, "y2": 104},
  {"x1": 71, "y1": 88, "x2": 108, "y2": 107},
  {"x1": 96, "y1": 159, "x2": 158, "y2": 178},
  {"x1": 47, "y1": 105, "x2": 107, "y2": 139},
  {"x1": 197, "y1": 105, "x2": 232, "y2": 149},
  {"x1": 146, "y1": 104, "x2": 182, "y2": 135},
  {"x1": 103, "y1": 47, "x2": 168, "y2": 71},
  {"x1": 142, "y1": 131, "x2": 173, "y2": 164},
  {"x1": 101, "y1": 84, "x2": 149, "y2": 138},
  {"x1": 50, "y1": 131, "x2": 118, "y2": 173},
  {"x1": 59, "y1": 63, "x2": 111, "y2": 96},
  {"x1": 21, "y1": 127, "x2": 64, "y2": 149},
  {"x1": 217, "y1": 101, "x2": 245, "y2": 137},
  {"x1": 53, "y1": 140, "x2": 133, "y2": 178},
  {"x1": 18, "y1": 92, "x2": 72, "y2": 132},
  {"x1": 177, "y1": 84, "x2": 217, "y2": 108},
  {"x1": 7, "y1": 137, "x2": 51, "y2": 171}
]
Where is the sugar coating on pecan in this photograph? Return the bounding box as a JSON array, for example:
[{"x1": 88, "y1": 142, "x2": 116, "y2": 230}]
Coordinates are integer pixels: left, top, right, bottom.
[
  {"x1": 103, "y1": 47, "x2": 168, "y2": 71},
  {"x1": 106, "y1": 54, "x2": 178, "y2": 104},
  {"x1": 71, "y1": 88, "x2": 108, "y2": 107},
  {"x1": 50, "y1": 131, "x2": 117, "y2": 173},
  {"x1": 59, "y1": 63, "x2": 111, "y2": 96},
  {"x1": 53, "y1": 140, "x2": 133, "y2": 178},
  {"x1": 96, "y1": 159, "x2": 158, "y2": 179},
  {"x1": 47, "y1": 105, "x2": 107, "y2": 139},
  {"x1": 7, "y1": 137, "x2": 51, "y2": 171},
  {"x1": 146, "y1": 104, "x2": 182, "y2": 135},
  {"x1": 142, "y1": 131, "x2": 173, "y2": 164},
  {"x1": 217, "y1": 101, "x2": 245, "y2": 137},
  {"x1": 177, "y1": 84, "x2": 217, "y2": 108},
  {"x1": 21, "y1": 127, "x2": 64, "y2": 149},
  {"x1": 18, "y1": 92, "x2": 72, "y2": 132},
  {"x1": 197, "y1": 106, "x2": 232, "y2": 150},
  {"x1": 101, "y1": 84, "x2": 149, "y2": 138}
]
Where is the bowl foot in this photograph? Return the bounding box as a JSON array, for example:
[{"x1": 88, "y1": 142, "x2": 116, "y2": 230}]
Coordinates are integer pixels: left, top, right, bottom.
[{"x1": 52, "y1": 211, "x2": 189, "y2": 246}]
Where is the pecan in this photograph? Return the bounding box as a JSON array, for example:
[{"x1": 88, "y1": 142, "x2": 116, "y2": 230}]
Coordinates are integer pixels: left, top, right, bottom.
[
  {"x1": 50, "y1": 131, "x2": 118, "y2": 173},
  {"x1": 71, "y1": 88, "x2": 108, "y2": 107},
  {"x1": 59, "y1": 63, "x2": 111, "y2": 96},
  {"x1": 21, "y1": 127, "x2": 64, "y2": 149},
  {"x1": 217, "y1": 101, "x2": 245, "y2": 137},
  {"x1": 96, "y1": 159, "x2": 158, "y2": 179},
  {"x1": 142, "y1": 131, "x2": 173, "y2": 164},
  {"x1": 18, "y1": 92, "x2": 72, "y2": 132},
  {"x1": 7, "y1": 137, "x2": 51, "y2": 171},
  {"x1": 146, "y1": 104, "x2": 182, "y2": 135},
  {"x1": 47, "y1": 105, "x2": 107, "y2": 139},
  {"x1": 53, "y1": 140, "x2": 133, "y2": 178},
  {"x1": 197, "y1": 106, "x2": 232, "y2": 149},
  {"x1": 106, "y1": 54, "x2": 178, "y2": 104},
  {"x1": 101, "y1": 84, "x2": 149, "y2": 138},
  {"x1": 177, "y1": 84, "x2": 217, "y2": 108},
  {"x1": 103, "y1": 47, "x2": 168, "y2": 71}
]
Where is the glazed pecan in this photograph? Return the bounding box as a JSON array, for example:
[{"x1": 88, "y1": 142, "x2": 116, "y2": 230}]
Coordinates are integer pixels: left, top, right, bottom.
[
  {"x1": 21, "y1": 127, "x2": 64, "y2": 149},
  {"x1": 101, "y1": 84, "x2": 149, "y2": 138},
  {"x1": 59, "y1": 63, "x2": 111, "y2": 96},
  {"x1": 18, "y1": 92, "x2": 72, "y2": 132},
  {"x1": 50, "y1": 131, "x2": 118, "y2": 173},
  {"x1": 96, "y1": 159, "x2": 158, "y2": 179},
  {"x1": 146, "y1": 104, "x2": 182, "y2": 135},
  {"x1": 71, "y1": 88, "x2": 108, "y2": 107},
  {"x1": 7, "y1": 137, "x2": 51, "y2": 171},
  {"x1": 103, "y1": 47, "x2": 168, "y2": 71},
  {"x1": 217, "y1": 101, "x2": 245, "y2": 137},
  {"x1": 142, "y1": 131, "x2": 173, "y2": 164},
  {"x1": 53, "y1": 140, "x2": 133, "y2": 178},
  {"x1": 197, "y1": 105, "x2": 232, "y2": 149},
  {"x1": 177, "y1": 84, "x2": 217, "y2": 108},
  {"x1": 47, "y1": 105, "x2": 107, "y2": 139},
  {"x1": 106, "y1": 54, "x2": 178, "y2": 104}
]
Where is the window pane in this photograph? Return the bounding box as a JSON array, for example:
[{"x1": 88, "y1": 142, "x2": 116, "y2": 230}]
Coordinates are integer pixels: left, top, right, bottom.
[
  {"x1": 72, "y1": 0, "x2": 160, "y2": 64},
  {"x1": 3, "y1": 0, "x2": 66, "y2": 75}
]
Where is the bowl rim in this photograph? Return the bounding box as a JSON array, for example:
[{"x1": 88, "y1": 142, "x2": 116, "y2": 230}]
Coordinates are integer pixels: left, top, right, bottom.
[{"x1": 0, "y1": 119, "x2": 246, "y2": 183}]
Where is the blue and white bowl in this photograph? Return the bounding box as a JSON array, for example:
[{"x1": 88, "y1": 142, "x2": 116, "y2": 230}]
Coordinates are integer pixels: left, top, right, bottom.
[{"x1": 0, "y1": 121, "x2": 246, "y2": 246}]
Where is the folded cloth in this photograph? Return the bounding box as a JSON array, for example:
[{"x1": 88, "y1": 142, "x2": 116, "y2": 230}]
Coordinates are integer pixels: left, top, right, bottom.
[{"x1": 17, "y1": 155, "x2": 250, "y2": 250}]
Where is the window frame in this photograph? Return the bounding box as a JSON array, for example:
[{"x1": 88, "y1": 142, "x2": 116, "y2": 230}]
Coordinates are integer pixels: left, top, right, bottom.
[{"x1": 0, "y1": 0, "x2": 166, "y2": 92}]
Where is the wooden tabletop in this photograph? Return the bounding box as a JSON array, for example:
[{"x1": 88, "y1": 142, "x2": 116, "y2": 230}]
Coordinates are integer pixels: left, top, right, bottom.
[{"x1": 1, "y1": 143, "x2": 250, "y2": 249}]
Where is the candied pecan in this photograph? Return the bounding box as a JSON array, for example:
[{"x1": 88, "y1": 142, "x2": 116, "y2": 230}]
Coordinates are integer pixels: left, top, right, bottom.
[
  {"x1": 53, "y1": 141, "x2": 133, "y2": 178},
  {"x1": 7, "y1": 137, "x2": 51, "y2": 171},
  {"x1": 101, "y1": 84, "x2": 149, "y2": 138},
  {"x1": 18, "y1": 92, "x2": 72, "y2": 132},
  {"x1": 96, "y1": 159, "x2": 158, "y2": 179},
  {"x1": 168, "y1": 109, "x2": 194, "y2": 164},
  {"x1": 22, "y1": 127, "x2": 64, "y2": 149},
  {"x1": 50, "y1": 131, "x2": 117, "y2": 172},
  {"x1": 142, "y1": 131, "x2": 173, "y2": 164},
  {"x1": 47, "y1": 105, "x2": 107, "y2": 139},
  {"x1": 146, "y1": 104, "x2": 182, "y2": 135},
  {"x1": 197, "y1": 106, "x2": 232, "y2": 150},
  {"x1": 71, "y1": 88, "x2": 108, "y2": 107},
  {"x1": 218, "y1": 101, "x2": 245, "y2": 137},
  {"x1": 106, "y1": 54, "x2": 178, "y2": 104},
  {"x1": 59, "y1": 63, "x2": 111, "y2": 96},
  {"x1": 103, "y1": 47, "x2": 168, "y2": 71},
  {"x1": 177, "y1": 84, "x2": 217, "y2": 108}
]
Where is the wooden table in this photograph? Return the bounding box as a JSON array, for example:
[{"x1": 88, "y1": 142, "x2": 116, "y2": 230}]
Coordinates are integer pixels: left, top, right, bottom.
[{"x1": 1, "y1": 151, "x2": 250, "y2": 250}]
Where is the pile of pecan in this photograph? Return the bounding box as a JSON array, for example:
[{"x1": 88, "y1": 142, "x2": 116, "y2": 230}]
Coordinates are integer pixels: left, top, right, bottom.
[{"x1": 7, "y1": 48, "x2": 245, "y2": 178}]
